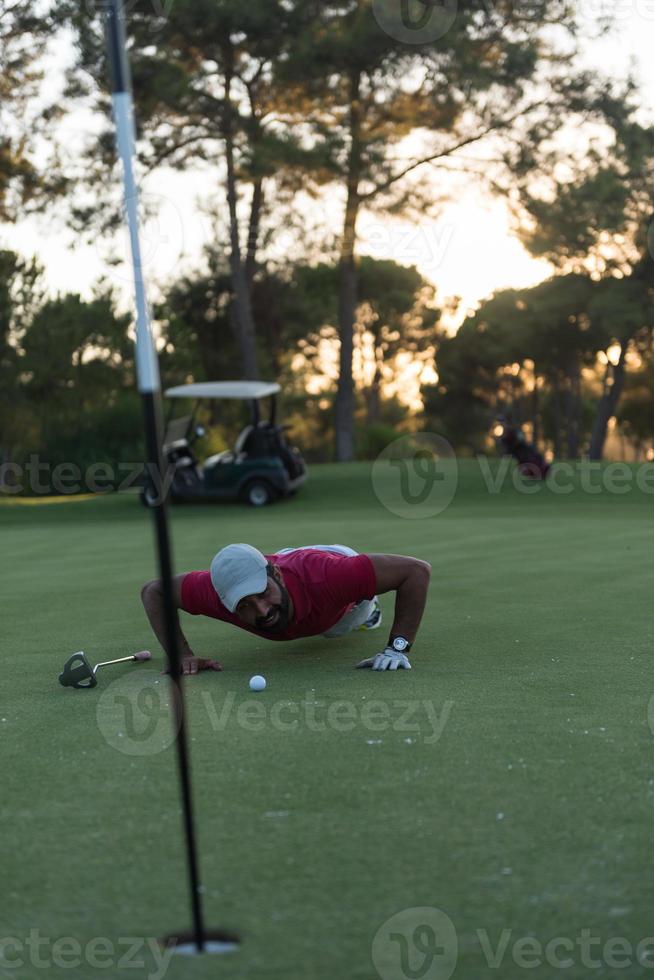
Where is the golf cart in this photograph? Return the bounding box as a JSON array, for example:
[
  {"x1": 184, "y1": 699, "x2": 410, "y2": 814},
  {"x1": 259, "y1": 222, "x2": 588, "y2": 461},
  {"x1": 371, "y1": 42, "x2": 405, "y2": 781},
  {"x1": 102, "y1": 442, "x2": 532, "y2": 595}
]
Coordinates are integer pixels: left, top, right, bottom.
[{"x1": 145, "y1": 380, "x2": 307, "y2": 506}]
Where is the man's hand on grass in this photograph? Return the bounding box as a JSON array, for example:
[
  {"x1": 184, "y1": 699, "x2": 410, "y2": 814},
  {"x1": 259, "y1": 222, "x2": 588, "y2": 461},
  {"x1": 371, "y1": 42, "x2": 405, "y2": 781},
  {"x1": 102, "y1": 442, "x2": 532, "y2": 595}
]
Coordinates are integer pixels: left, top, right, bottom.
[
  {"x1": 355, "y1": 648, "x2": 412, "y2": 671},
  {"x1": 184, "y1": 657, "x2": 223, "y2": 675},
  {"x1": 163, "y1": 656, "x2": 223, "y2": 675}
]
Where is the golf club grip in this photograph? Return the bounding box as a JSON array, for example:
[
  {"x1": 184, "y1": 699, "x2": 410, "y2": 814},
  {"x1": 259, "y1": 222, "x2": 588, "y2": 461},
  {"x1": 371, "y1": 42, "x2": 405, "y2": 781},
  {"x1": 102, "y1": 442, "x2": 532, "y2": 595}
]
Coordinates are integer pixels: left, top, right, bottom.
[{"x1": 133, "y1": 650, "x2": 152, "y2": 661}]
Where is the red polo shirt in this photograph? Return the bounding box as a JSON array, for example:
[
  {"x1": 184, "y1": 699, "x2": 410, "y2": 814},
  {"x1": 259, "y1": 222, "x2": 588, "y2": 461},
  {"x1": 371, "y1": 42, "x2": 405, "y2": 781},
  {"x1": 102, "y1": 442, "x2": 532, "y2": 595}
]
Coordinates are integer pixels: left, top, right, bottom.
[{"x1": 180, "y1": 549, "x2": 377, "y2": 641}]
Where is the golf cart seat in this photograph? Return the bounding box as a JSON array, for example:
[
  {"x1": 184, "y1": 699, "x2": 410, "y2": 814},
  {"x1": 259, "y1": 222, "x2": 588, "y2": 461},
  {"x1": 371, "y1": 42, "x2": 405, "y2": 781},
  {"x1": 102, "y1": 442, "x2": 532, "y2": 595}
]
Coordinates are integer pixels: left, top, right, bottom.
[
  {"x1": 205, "y1": 425, "x2": 255, "y2": 468},
  {"x1": 218, "y1": 423, "x2": 269, "y2": 459},
  {"x1": 206, "y1": 449, "x2": 238, "y2": 466},
  {"x1": 162, "y1": 414, "x2": 202, "y2": 485},
  {"x1": 164, "y1": 414, "x2": 193, "y2": 449},
  {"x1": 206, "y1": 422, "x2": 300, "y2": 475},
  {"x1": 235, "y1": 424, "x2": 256, "y2": 454}
]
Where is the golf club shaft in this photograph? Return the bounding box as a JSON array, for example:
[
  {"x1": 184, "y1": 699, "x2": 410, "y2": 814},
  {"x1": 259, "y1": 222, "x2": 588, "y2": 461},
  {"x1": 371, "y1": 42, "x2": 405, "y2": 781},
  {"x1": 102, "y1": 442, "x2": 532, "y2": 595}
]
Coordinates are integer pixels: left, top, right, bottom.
[
  {"x1": 104, "y1": 0, "x2": 205, "y2": 953},
  {"x1": 93, "y1": 650, "x2": 151, "y2": 673},
  {"x1": 93, "y1": 653, "x2": 146, "y2": 672}
]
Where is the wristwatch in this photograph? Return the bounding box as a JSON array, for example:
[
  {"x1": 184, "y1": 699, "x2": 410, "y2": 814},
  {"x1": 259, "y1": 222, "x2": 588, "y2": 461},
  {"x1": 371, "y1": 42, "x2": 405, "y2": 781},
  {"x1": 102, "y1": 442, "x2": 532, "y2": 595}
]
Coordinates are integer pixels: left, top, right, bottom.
[{"x1": 390, "y1": 636, "x2": 412, "y2": 653}]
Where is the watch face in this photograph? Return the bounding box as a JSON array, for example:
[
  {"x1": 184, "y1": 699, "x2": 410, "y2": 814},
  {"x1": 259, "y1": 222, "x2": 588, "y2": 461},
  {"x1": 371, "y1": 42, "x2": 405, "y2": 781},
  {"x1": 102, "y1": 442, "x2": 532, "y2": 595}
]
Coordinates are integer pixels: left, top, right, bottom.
[{"x1": 392, "y1": 637, "x2": 408, "y2": 653}]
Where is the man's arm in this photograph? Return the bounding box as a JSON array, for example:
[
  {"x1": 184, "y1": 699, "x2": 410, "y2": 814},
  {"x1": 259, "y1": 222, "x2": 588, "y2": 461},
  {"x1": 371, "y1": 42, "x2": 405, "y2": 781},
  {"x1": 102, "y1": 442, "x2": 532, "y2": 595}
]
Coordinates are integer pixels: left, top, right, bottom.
[
  {"x1": 356, "y1": 554, "x2": 431, "y2": 670},
  {"x1": 366, "y1": 553, "x2": 431, "y2": 645},
  {"x1": 140, "y1": 574, "x2": 222, "y2": 675}
]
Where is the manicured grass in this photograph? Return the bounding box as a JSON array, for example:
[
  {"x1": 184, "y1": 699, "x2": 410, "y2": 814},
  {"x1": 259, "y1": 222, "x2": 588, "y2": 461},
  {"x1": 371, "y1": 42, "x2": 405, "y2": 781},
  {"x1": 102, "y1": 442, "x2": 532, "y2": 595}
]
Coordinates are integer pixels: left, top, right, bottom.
[{"x1": 2, "y1": 460, "x2": 653, "y2": 979}]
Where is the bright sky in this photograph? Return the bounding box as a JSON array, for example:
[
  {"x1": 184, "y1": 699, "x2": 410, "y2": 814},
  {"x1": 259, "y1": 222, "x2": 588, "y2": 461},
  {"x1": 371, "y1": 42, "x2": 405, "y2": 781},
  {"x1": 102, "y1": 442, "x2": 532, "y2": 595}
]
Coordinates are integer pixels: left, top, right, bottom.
[{"x1": 3, "y1": 4, "x2": 654, "y2": 329}]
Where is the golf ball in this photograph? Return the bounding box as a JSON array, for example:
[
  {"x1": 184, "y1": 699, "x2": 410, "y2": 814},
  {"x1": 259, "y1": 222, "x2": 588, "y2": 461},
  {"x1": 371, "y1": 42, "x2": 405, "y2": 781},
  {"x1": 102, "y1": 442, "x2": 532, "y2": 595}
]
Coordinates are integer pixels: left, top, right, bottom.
[{"x1": 249, "y1": 675, "x2": 266, "y2": 692}]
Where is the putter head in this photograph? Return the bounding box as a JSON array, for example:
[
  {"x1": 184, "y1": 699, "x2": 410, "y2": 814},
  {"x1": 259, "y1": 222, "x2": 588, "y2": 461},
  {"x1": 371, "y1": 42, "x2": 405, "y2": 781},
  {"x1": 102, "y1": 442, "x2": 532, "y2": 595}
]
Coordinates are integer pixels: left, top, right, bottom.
[{"x1": 59, "y1": 651, "x2": 98, "y2": 689}]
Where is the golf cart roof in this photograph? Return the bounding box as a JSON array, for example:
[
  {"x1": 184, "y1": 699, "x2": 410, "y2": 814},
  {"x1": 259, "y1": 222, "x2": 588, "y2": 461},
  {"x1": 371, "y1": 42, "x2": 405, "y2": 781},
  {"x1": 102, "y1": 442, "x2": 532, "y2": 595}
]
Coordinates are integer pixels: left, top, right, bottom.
[{"x1": 165, "y1": 381, "x2": 281, "y2": 400}]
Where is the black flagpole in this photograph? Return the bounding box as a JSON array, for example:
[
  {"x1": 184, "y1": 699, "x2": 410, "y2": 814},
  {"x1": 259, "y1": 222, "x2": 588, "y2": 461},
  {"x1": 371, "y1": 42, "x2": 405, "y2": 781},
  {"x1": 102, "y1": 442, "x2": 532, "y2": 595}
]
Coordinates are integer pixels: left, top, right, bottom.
[{"x1": 103, "y1": 0, "x2": 206, "y2": 952}]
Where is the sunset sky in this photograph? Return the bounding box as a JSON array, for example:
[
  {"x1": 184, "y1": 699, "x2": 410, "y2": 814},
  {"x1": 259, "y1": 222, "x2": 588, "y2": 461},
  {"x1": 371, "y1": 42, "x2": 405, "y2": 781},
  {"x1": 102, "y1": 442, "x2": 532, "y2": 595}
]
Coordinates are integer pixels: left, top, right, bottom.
[{"x1": 5, "y1": 4, "x2": 654, "y2": 329}]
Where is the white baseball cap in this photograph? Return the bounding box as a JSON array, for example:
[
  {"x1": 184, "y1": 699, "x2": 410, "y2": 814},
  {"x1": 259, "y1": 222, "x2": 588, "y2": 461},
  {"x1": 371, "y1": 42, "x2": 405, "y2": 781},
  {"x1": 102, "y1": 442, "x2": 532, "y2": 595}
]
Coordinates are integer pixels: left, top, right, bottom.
[{"x1": 210, "y1": 544, "x2": 268, "y2": 612}]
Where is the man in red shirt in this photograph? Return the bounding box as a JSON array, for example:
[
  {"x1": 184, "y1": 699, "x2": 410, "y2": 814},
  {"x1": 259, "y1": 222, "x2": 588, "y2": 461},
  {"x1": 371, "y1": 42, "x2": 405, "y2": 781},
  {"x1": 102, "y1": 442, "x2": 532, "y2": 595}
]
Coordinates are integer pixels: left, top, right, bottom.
[{"x1": 141, "y1": 543, "x2": 431, "y2": 674}]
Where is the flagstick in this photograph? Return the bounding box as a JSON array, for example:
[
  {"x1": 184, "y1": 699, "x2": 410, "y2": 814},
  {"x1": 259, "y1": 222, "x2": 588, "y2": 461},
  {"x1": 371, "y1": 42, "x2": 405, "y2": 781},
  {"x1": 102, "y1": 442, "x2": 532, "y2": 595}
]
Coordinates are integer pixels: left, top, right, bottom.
[{"x1": 104, "y1": 0, "x2": 206, "y2": 952}]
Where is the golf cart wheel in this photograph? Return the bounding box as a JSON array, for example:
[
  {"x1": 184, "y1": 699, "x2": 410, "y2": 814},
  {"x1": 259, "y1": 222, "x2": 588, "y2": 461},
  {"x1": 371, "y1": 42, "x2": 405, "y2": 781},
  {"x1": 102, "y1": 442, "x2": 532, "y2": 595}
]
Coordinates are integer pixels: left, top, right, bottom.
[
  {"x1": 139, "y1": 486, "x2": 155, "y2": 508},
  {"x1": 243, "y1": 480, "x2": 276, "y2": 507}
]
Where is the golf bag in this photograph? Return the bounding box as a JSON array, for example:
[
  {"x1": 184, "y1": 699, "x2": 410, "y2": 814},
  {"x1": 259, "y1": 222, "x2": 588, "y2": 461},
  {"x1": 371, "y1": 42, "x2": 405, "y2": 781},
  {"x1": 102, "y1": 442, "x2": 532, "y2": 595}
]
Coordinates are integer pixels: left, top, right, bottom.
[{"x1": 496, "y1": 418, "x2": 550, "y2": 480}]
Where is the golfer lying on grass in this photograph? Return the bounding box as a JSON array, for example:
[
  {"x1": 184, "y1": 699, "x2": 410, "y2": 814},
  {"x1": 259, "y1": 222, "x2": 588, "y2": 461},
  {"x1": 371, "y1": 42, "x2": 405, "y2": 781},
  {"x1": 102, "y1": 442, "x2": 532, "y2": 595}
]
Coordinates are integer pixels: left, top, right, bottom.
[{"x1": 141, "y1": 543, "x2": 431, "y2": 674}]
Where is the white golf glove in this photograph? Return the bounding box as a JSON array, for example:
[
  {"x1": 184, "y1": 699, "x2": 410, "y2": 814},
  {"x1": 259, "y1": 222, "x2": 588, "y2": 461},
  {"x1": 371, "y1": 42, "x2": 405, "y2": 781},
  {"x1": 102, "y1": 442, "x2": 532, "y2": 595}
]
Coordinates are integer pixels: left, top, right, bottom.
[{"x1": 356, "y1": 647, "x2": 412, "y2": 671}]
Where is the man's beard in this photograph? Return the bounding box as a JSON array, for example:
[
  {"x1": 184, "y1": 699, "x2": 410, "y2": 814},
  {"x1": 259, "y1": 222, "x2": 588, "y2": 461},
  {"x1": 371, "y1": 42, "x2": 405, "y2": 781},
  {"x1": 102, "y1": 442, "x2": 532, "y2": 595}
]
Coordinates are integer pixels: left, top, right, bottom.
[{"x1": 256, "y1": 580, "x2": 291, "y2": 633}]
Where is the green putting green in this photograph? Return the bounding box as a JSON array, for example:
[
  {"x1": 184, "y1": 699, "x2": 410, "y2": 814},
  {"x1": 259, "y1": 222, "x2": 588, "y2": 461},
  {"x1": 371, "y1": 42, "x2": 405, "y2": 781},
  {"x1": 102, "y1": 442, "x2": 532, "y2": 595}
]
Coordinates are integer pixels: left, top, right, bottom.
[{"x1": 2, "y1": 460, "x2": 653, "y2": 979}]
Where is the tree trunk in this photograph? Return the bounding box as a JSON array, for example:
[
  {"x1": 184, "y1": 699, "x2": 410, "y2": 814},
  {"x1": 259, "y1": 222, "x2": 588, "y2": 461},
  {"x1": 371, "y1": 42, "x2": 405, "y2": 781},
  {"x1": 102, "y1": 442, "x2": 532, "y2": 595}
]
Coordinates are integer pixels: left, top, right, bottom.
[
  {"x1": 589, "y1": 342, "x2": 628, "y2": 460},
  {"x1": 335, "y1": 253, "x2": 357, "y2": 460},
  {"x1": 575, "y1": 370, "x2": 583, "y2": 457},
  {"x1": 565, "y1": 358, "x2": 580, "y2": 459},
  {"x1": 365, "y1": 358, "x2": 383, "y2": 426},
  {"x1": 552, "y1": 375, "x2": 562, "y2": 459},
  {"x1": 245, "y1": 176, "x2": 264, "y2": 290},
  {"x1": 334, "y1": 70, "x2": 362, "y2": 463},
  {"x1": 532, "y1": 374, "x2": 540, "y2": 448},
  {"x1": 223, "y1": 53, "x2": 259, "y2": 380}
]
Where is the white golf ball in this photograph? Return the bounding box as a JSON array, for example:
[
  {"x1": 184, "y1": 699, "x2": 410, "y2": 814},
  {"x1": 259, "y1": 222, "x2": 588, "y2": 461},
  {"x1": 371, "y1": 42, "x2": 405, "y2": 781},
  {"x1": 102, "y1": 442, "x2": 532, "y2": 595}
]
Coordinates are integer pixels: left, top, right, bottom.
[{"x1": 249, "y1": 675, "x2": 266, "y2": 692}]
